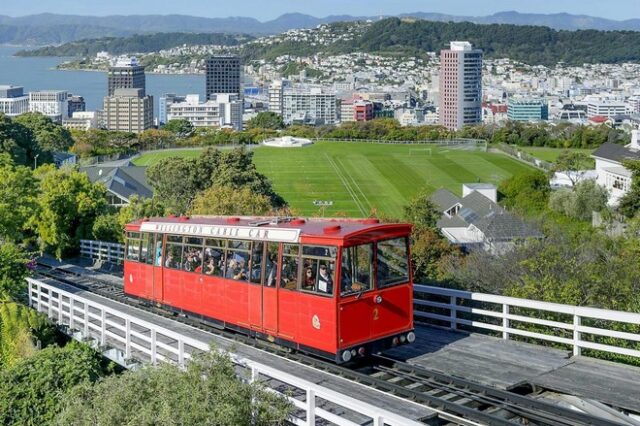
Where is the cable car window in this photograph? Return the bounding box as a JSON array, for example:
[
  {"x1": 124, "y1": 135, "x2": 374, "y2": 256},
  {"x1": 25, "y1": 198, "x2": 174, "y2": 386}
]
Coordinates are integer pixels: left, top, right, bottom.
[
  {"x1": 264, "y1": 243, "x2": 279, "y2": 287},
  {"x1": 182, "y1": 237, "x2": 204, "y2": 273},
  {"x1": 280, "y1": 244, "x2": 300, "y2": 291},
  {"x1": 164, "y1": 235, "x2": 184, "y2": 270},
  {"x1": 340, "y1": 244, "x2": 373, "y2": 297},
  {"x1": 140, "y1": 233, "x2": 156, "y2": 265},
  {"x1": 203, "y1": 239, "x2": 226, "y2": 277},
  {"x1": 249, "y1": 242, "x2": 264, "y2": 284},
  {"x1": 377, "y1": 237, "x2": 410, "y2": 288},
  {"x1": 154, "y1": 236, "x2": 164, "y2": 266},
  {"x1": 301, "y1": 245, "x2": 336, "y2": 296},
  {"x1": 226, "y1": 239, "x2": 251, "y2": 281},
  {"x1": 126, "y1": 232, "x2": 142, "y2": 262}
]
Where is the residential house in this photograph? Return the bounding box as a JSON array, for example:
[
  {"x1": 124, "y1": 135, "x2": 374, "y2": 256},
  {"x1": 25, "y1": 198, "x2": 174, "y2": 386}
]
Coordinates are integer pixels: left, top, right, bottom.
[
  {"x1": 592, "y1": 130, "x2": 640, "y2": 206},
  {"x1": 80, "y1": 164, "x2": 152, "y2": 207}
]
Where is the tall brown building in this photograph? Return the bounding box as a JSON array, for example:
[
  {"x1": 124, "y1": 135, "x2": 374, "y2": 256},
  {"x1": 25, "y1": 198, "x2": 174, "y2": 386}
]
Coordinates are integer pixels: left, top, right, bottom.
[
  {"x1": 103, "y1": 88, "x2": 153, "y2": 134},
  {"x1": 439, "y1": 41, "x2": 483, "y2": 131},
  {"x1": 108, "y1": 57, "x2": 146, "y2": 96}
]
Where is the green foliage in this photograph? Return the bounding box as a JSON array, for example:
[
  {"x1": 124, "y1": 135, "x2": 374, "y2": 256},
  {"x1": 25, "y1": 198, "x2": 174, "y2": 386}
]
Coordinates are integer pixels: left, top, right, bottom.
[
  {"x1": 0, "y1": 302, "x2": 56, "y2": 369},
  {"x1": 247, "y1": 111, "x2": 285, "y2": 130},
  {"x1": 91, "y1": 212, "x2": 122, "y2": 243},
  {"x1": 190, "y1": 185, "x2": 273, "y2": 216},
  {"x1": 57, "y1": 349, "x2": 292, "y2": 425},
  {"x1": 491, "y1": 121, "x2": 621, "y2": 149},
  {"x1": 0, "y1": 242, "x2": 33, "y2": 302},
  {"x1": 0, "y1": 342, "x2": 106, "y2": 426},
  {"x1": 146, "y1": 157, "x2": 200, "y2": 215},
  {"x1": 0, "y1": 113, "x2": 51, "y2": 167},
  {"x1": 33, "y1": 165, "x2": 108, "y2": 258},
  {"x1": 162, "y1": 119, "x2": 195, "y2": 138},
  {"x1": 70, "y1": 129, "x2": 139, "y2": 158},
  {"x1": 618, "y1": 160, "x2": 640, "y2": 219},
  {"x1": 549, "y1": 180, "x2": 609, "y2": 221},
  {"x1": 403, "y1": 189, "x2": 441, "y2": 229},
  {"x1": 13, "y1": 113, "x2": 74, "y2": 153},
  {"x1": 499, "y1": 170, "x2": 551, "y2": 213},
  {"x1": 0, "y1": 154, "x2": 39, "y2": 242}
]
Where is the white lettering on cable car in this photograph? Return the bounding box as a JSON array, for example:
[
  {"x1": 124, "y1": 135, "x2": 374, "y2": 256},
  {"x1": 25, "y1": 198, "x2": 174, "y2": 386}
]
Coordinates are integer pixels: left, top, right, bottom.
[{"x1": 139, "y1": 222, "x2": 301, "y2": 243}]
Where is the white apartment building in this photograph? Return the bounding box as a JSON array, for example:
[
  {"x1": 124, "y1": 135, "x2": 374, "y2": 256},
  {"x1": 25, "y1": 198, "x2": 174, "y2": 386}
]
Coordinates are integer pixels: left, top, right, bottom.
[
  {"x1": 62, "y1": 111, "x2": 99, "y2": 131},
  {"x1": 592, "y1": 130, "x2": 640, "y2": 206},
  {"x1": 282, "y1": 88, "x2": 337, "y2": 126},
  {"x1": 29, "y1": 90, "x2": 69, "y2": 122},
  {"x1": 268, "y1": 79, "x2": 290, "y2": 115},
  {"x1": 167, "y1": 94, "x2": 243, "y2": 130},
  {"x1": 0, "y1": 85, "x2": 29, "y2": 117},
  {"x1": 586, "y1": 98, "x2": 627, "y2": 118}
]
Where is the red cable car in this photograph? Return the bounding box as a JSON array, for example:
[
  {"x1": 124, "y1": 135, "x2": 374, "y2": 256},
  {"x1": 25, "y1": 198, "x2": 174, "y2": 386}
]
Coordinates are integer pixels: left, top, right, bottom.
[{"x1": 123, "y1": 216, "x2": 416, "y2": 363}]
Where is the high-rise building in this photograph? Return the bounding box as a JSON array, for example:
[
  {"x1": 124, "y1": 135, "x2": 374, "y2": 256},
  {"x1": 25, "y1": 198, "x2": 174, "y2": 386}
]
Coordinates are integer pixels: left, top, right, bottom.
[
  {"x1": 167, "y1": 94, "x2": 243, "y2": 130},
  {"x1": 108, "y1": 57, "x2": 146, "y2": 96},
  {"x1": 159, "y1": 93, "x2": 187, "y2": 125},
  {"x1": 67, "y1": 95, "x2": 86, "y2": 116},
  {"x1": 439, "y1": 41, "x2": 483, "y2": 131},
  {"x1": 282, "y1": 88, "x2": 337, "y2": 126},
  {"x1": 268, "y1": 79, "x2": 290, "y2": 115},
  {"x1": 0, "y1": 85, "x2": 29, "y2": 117},
  {"x1": 507, "y1": 98, "x2": 549, "y2": 122},
  {"x1": 206, "y1": 56, "x2": 242, "y2": 100},
  {"x1": 28, "y1": 90, "x2": 69, "y2": 122},
  {"x1": 103, "y1": 88, "x2": 153, "y2": 134}
]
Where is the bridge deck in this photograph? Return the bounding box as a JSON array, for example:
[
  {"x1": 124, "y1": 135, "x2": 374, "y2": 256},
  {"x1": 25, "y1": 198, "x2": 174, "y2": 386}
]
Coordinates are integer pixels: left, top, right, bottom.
[{"x1": 386, "y1": 326, "x2": 640, "y2": 412}]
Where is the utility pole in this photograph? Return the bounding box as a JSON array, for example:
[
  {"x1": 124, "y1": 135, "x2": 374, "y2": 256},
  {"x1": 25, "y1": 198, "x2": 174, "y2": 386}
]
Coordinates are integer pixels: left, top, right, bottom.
[{"x1": 34, "y1": 154, "x2": 40, "y2": 169}]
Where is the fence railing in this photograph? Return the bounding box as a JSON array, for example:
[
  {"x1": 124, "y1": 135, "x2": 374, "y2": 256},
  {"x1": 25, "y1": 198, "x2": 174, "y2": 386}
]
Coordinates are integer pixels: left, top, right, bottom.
[
  {"x1": 413, "y1": 284, "x2": 640, "y2": 359},
  {"x1": 27, "y1": 277, "x2": 422, "y2": 426},
  {"x1": 80, "y1": 240, "x2": 125, "y2": 265},
  {"x1": 493, "y1": 143, "x2": 553, "y2": 171},
  {"x1": 316, "y1": 137, "x2": 487, "y2": 147}
]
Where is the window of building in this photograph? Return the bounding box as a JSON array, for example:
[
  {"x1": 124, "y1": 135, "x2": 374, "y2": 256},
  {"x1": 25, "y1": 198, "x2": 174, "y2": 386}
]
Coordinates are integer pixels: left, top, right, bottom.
[{"x1": 376, "y1": 238, "x2": 410, "y2": 288}]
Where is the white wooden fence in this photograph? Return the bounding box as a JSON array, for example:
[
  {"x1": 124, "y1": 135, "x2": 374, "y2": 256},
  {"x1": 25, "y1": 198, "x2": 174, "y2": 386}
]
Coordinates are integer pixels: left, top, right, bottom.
[
  {"x1": 80, "y1": 240, "x2": 125, "y2": 265},
  {"x1": 27, "y1": 277, "x2": 423, "y2": 426},
  {"x1": 414, "y1": 284, "x2": 640, "y2": 359}
]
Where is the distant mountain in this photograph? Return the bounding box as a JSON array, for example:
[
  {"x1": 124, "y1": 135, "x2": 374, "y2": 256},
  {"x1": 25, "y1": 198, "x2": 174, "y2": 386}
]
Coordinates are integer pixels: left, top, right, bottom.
[{"x1": 3, "y1": 11, "x2": 640, "y2": 46}]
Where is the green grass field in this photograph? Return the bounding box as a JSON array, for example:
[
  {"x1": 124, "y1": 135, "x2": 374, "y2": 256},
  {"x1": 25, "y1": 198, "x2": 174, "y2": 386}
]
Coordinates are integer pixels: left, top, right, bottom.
[
  {"x1": 133, "y1": 148, "x2": 203, "y2": 166},
  {"x1": 519, "y1": 147, "x2": 594, "y2": 163},
  {"x1": 134, "y1": 142, "x2": 533, "y2": 217}
]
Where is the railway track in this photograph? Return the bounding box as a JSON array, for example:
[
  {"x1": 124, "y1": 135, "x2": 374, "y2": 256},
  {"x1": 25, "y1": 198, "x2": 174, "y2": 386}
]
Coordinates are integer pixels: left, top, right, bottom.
[{"x1": 33, "y1": 261, "x2": 626, "y2": 426}]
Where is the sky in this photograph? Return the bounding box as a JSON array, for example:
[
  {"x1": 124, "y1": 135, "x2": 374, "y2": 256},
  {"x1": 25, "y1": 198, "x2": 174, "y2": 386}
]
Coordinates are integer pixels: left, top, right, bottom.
[{"x1": 3, "y1": 0, "x2": 640, "y2": 21}]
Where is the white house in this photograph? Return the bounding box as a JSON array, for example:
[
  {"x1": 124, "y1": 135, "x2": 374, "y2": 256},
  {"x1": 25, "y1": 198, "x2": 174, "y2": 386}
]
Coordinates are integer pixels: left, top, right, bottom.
[{"x1": 592, "y1": 130, "x2": 640, "y2": 206}]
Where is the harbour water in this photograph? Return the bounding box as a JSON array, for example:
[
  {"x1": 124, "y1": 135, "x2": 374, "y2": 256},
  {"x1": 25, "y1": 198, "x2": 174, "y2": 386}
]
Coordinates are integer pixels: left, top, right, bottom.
[{"x1": 0, "y1": 46, "x2": 206, "y2": 115}]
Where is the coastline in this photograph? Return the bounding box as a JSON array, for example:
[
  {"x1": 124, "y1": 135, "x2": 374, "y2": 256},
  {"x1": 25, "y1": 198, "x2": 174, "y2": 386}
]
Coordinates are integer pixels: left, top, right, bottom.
[{"x1": 55, "y1": 66, "x2": 205, "y2": 76}]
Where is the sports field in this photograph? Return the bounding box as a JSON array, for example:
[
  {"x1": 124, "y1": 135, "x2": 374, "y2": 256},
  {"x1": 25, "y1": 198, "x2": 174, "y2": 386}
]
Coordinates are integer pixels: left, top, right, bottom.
[
  {"x1": 519, "y1": 147, "x2": 594, "y2": 163},
  {"x1": 135, "y1": 142, "x2": 533, "y2": 218}
]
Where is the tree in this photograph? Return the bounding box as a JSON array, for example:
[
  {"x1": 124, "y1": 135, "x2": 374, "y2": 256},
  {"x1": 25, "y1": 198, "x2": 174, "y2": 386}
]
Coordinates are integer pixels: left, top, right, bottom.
[
  {"x1": 549, "y1": 180, "x2": 609, "y2": 221},
  {"x1": 0, "y1": 343, "x2": 106, "y2": 426},
  {"x1": 403, "y1": 189, "x2": 441, "y2": 229},
  {"x1": 0, "y1": 154, "x2": 39, "y2": 242},
  {"x1": 13, "y1": 112, "x2": 74, "y2": 153},
  {"x1": 552, "y1": 151, "x2": 591, "y2": 187},
  {"x1": 618, "y1": 160, "x2": 640, "y2": 219},
  {"x1": 499, "y1": 170, "x2": 551, "y2": 213},
  {"x1": 146, "y1": 158, "x2": 200, "y2": 215},
  {"x1": 190, "y1": 185, "x2": 273, "y2": 216},
  {"x1": 163, "y1": 119, "x2": 195, "y2": 138},
  {"x1": 0, "y1": 302, "x2": 56, "y2": 369},
  {"x1": 247, "y1": 111, "x2": 285, "y2": 130},
  {"x1": 0, "y1": 242, "x2": 33, "y2": 302},
  {"x1": 32, "y1": 165, "x2": 107, "y2": 258},
  {"x1": 57, "y1": 349, "x2": 291, "y2": 426},
  {"x1": 0, "y1": 113, "x2": 49, "y2": 167}
]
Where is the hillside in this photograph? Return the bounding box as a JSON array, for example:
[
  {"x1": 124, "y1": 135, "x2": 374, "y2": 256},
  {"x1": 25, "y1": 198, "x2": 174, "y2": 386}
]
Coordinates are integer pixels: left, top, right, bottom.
[{"x1": 5, "y1": 11, "x2": 640, "y2": 46}]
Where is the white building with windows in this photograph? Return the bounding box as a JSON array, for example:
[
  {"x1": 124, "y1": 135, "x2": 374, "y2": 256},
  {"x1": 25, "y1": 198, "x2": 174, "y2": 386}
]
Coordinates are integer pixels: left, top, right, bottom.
[
  {"x1": 28, "y1": 90, "x2": 69, "y2": 122},
  {"x1": 592, "y1": 130, "x2": 640, "y2": 206},
  {"x1": 586, "y1": 98, "x2": 627, "y2": 119},
  {"x1": 282, "y1": 88, "x2": 337, "y2": 126},
  {"x1": 167, "y1": 94, "x2": 243, "y2": 130},
  {"x1": 0, "y1": 85, "x2": 29, "y2": 117}
]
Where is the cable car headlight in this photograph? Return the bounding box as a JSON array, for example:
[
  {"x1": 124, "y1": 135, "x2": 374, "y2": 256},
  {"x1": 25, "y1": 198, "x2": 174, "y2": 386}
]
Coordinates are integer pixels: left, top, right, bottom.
[
  {"x1": 400, "y1": 335, "x2": 406, "y2": 343},
  {"x1": 341, "y1": 350, "x2": 352, "y2": 363},
  {"x1": 407, "y1": 332, "x2": 416, "y2": 343}
]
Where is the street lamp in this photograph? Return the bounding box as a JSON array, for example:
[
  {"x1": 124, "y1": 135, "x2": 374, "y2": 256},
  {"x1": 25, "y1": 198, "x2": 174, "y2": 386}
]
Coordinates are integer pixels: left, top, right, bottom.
[
  {"x1": 34, "y1": 154, "x2": 39, "y2": 169},
  {"x1": 313, "y1": 200, "x2": 333, "y2": 217}
]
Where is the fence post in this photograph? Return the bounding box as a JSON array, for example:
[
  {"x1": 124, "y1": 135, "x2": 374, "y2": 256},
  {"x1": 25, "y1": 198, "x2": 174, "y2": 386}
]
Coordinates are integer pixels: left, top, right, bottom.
[
  {"x1": 306, "y1": 389, "x2": 316, "y2": 425},
  {"x1": 100, "y1": 309, "x2": 106, "y2": 346},
  {"x1": 150, "y1": 329, "x2": 157, "y2": 365},
  {"x1": 502, "y1": 304, "x2": 510, "y2": 340},
  {"x1": 449, "y1": 296, "x2": 457, "y2": 330},
  {"x1": 573, "y1": 314, "x2": 582, "y2": 357},
  {"x1": 125, "y1": 318, "x2": 131, "y2": 360}
]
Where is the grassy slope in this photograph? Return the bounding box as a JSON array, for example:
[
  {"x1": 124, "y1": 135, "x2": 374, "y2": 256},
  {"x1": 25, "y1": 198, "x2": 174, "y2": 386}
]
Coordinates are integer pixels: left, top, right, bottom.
[
  {"x1": 134, "y1": 142, "x2": 533, "y2": 217},
  {"x1": 519, "y1": 147, "x2": 594, "y2": 163}
]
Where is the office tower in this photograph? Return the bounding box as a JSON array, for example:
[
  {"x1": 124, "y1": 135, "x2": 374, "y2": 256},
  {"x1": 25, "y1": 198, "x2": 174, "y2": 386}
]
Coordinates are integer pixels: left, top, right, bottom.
[
  {"x1": 103, "y1": 88, "x2": 153, "y2": 134},
  {"x1": 67, "y1": 95, "x2": 86, "y2": 116},
  {"x1": 28, "y1": 90, "x2": 69, "y2": 122},
  {"x1": 439, "y1": 41, "x2": 483, "y2": 131},
  {"x1": 0, "y1": 85, "x2": 29, "y2": 117},
  {"x1": 507, "y1": 98, "x2": 549, "y2": 122},
  {"x1": 268, "y1": 79, "x2": 290, "y2": 115},
  {"x1": 206, "y1": 56, "x2": 242, "y2": 100},
  {"x1": 108, "y1": 57, "x2": 146, "y2": 96}
]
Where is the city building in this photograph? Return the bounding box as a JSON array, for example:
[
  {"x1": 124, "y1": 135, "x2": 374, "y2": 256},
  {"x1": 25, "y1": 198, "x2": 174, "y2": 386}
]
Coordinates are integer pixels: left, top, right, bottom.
[
  {"x1": 341, "y1": 99, "x2": 374, "y2": 123},
  {"x1": 80, "y1": 164, "x2": 152, "y2": 207},
  {"x1": 67, "y1": 95, "x2": 86, "y2": 116},
  {"x1": 167, "y1": 94, "x2": 243, "y2": 130},
  {"x1": 62, "y1": 111, "x2": 99, "y2": 131},
  {"x1": 159, "y1": 94, "x2": 186, "y2": 125},
  {"x1": 0, "y1": 85, "x2": 29, "y2": 117},
  {"x1": 592, "y1": 130, "x2": 640, "y2": 206},
  {"x1": 431, "y1": 184, "x2": 543, "y2": 254},
  {"x1": 282, "y1": 88, "x2": 337, "y2": 126},
  {"x1": 103, "y1": 88, "x2": 153, "y2": 134},
  {"x1": 206, "y1": 56, "x2": 242, "y2": 100},
  {"x1": 439, "y1": 41, "x2": 483, "y2": 131},
  {"x1": 586, "y1": 99, "x2": 627, "y2": 118},
  {"x1": 28, "y1": 90, "x2": 69, "y2": 122},
  {"x1": 268, "y1": 79, "x2": 291, "y2": 115},
  {"x1": 108, "y1": 57, "x2": 146, "y2": 96},
  {"x1": 507, "y1": 98, "x2": 549, "y2": 122}
]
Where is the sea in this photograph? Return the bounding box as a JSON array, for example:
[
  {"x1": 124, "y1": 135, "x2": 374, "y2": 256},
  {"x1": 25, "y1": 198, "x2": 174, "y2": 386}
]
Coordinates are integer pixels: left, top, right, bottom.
[{"x1": 0, "y1": 45, "x2": 206, "y2": 116}]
